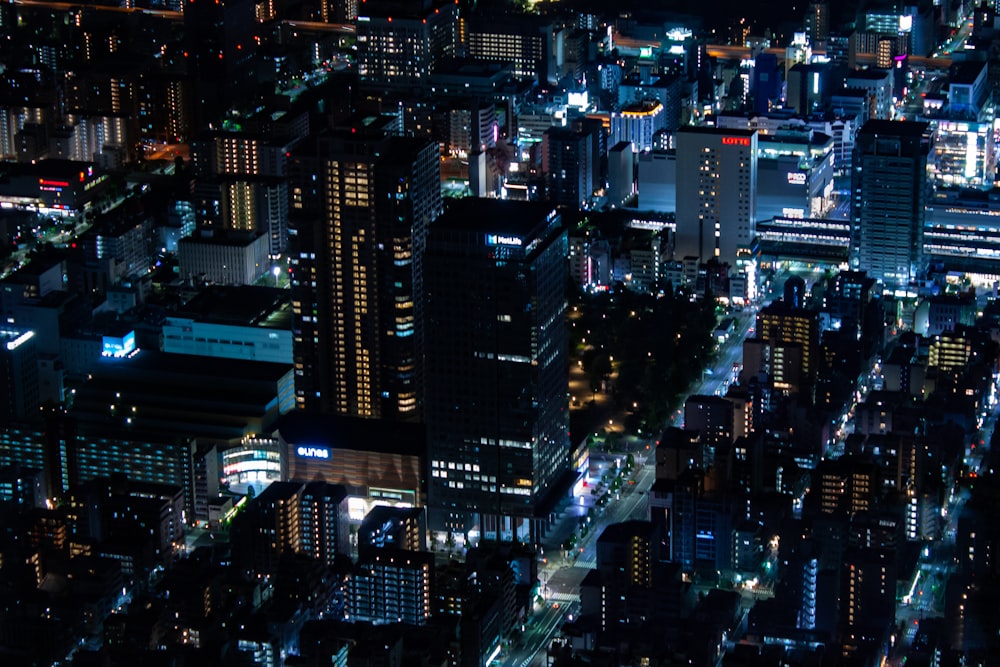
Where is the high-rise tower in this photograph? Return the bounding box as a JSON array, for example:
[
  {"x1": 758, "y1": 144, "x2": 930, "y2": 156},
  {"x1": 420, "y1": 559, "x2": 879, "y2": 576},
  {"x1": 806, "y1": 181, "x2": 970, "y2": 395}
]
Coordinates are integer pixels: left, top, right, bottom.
[
  {"x1": 850, "y1": 120, "x2": 931, "y2": 289},
  {"x1": 675, "y1": 127, "x2": 757, "y2": 267},
  {"x1": 290, "y1": 121, "x2": 442, "y2": 421},
  {"x1": 424, "y1": 200, "x2": 568, "y2": 544},
  {"x1": 355, "y1": 0, "x2": 459, "y2": 91}
]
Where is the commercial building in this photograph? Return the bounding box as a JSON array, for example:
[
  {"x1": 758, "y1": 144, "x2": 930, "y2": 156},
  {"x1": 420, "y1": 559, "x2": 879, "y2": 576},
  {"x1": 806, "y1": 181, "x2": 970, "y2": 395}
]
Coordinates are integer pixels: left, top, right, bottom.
[
  {"x1": 0, "y1": 328, "x2": 40, "y2": 422},
  {"x1": 636, "y1": 149, "x2": 676, "y2": 213},
  {"x1": 755, "y1": 130, "x2": 834, "y2": 222},
  {"x1": 465, "y1": 13, "x2": 554, "y2": 84},
  {"x1": 850, "y1": 120, "x2": 931, "y2": 290},
  {"x1": 610, "y1": 101, "x2": 666, "y2": 153},
  {"x1": 543, "y1": 126, "x2": 596, "y2": 209},
  {"x1": 675, "y1": 127, "x2": 757, "y2": 267},
  {"x1": 0, "y1": 159, "x2": 108, "y2": 218},
  {"x1": 177, "y1": 230, "x2": 271, "y2": 286},
  {"x1": 290, "y1": 124, "x2": 441, "y2": 421},
  {"x1": 355, "y1": 0, "x2": 459, "y2": 91},
  {"x1": 221, "y1": 433, "x2": 286, "y2": 496},
  {"x1": 161, "y1": 286, "x2": 293, "y2": 364},
  {"x1": 929, "y1": 120, "x2": 994, "y2": 189},
  {"x1": 278, "y1": 411, "x2": 426, "y2": 516},
  {"x1": 423, "y1": 200, "x2": 569, "y2": 543}
]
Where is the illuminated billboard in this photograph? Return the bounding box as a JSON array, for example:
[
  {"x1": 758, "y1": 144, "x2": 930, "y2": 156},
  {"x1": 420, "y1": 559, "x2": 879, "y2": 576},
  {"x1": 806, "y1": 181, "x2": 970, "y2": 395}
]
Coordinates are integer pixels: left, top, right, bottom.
[{"x1": 102, "y1": 330, "x2": 137, "y2": 358}]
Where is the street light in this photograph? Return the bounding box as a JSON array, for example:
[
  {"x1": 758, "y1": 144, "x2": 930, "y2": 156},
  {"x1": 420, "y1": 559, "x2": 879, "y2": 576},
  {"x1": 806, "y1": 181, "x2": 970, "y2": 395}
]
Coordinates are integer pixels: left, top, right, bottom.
[{"x1": 272, "y1": 265, "x2": 281, "y2": 287}]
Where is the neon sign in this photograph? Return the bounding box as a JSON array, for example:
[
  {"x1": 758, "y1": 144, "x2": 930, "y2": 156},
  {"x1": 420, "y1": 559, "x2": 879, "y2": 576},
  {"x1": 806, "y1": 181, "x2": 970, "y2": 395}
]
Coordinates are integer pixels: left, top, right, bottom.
[
  {"x1": 722, "y1": 137, "x2": 751, "y2": 146},
  {"x1": 296, "y1": 446, "x2": 330, "y2": 459},
  {"x1": 486, "y1": 234, "x2": 522, "y2": 247},
  {"x1": 787, "y1": 172, "x2": 807, "y2": 185}
]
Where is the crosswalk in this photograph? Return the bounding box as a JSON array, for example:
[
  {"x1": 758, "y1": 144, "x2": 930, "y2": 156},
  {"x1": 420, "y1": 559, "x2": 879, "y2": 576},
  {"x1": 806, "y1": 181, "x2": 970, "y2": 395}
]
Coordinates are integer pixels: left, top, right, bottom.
[
  {"x1": 574, "y1": 554, "x2": 597, "y2": 569},
  {"x1": 548, "y1": 592, "x2": 580, "y2": 604}
]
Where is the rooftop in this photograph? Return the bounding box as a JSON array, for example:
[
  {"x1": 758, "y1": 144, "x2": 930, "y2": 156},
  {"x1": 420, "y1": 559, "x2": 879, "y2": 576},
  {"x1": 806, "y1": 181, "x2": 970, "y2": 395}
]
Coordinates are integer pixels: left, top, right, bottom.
[
  {"x1": 276, "y1": 410, "x2": 426, "y2": 458},
  {"x1": 858, "y1": 119, "x2": 931, "y2": 137},
  {"x1": 431, "y1": 198, "x2": 560, "y2": 240},
  {"x1": 175, "y1": 285, "x2": 292, "y2": 329}
]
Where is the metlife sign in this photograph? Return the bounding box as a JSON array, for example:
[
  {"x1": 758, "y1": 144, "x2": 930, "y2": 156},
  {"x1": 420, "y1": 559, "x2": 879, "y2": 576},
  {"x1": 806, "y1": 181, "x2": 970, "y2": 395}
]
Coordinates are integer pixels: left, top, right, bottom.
[
  {"x1": 486, "y1": 233, "x2": 522, "y2": 247},
  {"x1": 296, "y1": 446, "x2": 331, "y2": 460}
]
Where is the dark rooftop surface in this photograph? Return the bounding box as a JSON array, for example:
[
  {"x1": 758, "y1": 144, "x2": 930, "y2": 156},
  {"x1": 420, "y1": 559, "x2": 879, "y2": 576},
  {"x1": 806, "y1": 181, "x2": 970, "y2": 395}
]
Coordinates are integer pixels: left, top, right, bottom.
[
  {"x1": 858, "y1": 119, "x2": 931, "y2": 136},
  {"x1": 276, "y1": 410, "x2": 426, "y2": 458},
  {"x1": 176, "y1": 285, "x2": 292, "y2": 328},
  {"x1": 431, "y1": 198, "x2": 559, "y2": 239}
]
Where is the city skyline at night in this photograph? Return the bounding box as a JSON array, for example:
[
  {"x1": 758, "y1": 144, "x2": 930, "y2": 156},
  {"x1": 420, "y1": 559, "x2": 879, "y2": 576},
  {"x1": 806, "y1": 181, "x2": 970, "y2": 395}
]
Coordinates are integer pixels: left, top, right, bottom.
[{"x1": 1, "y1": 0, "x2": 1000, "y2": 665}]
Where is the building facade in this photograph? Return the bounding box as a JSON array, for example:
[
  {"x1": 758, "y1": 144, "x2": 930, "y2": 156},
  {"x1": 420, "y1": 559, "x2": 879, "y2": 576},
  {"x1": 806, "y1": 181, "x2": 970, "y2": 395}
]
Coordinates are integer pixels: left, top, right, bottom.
[
  {"x1": 675, "y1": 127, "x2": 757, "y2": 267},
  {"x1": 850, "y1": 120, "x2": 931, "y2": 289},
  {"x1": 291, "y1": 127, "x2": 442, "y2": 420},
  {"x1": 424, "y1": 200, "x2": 569, "y2": 544}
]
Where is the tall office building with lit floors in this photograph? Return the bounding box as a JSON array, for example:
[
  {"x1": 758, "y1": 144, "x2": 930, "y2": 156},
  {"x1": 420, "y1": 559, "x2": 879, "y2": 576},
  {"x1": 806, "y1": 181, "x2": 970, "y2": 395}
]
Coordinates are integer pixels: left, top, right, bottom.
[
  {"x1": 850, "y1": 119, "x2": 931, "y2": 291},
  {"x1": 423, "y1": 199, "x2": 570, "y2": 544},
  {"x1": 289, "y1": 119, "x2": 442, "y2": 421}
]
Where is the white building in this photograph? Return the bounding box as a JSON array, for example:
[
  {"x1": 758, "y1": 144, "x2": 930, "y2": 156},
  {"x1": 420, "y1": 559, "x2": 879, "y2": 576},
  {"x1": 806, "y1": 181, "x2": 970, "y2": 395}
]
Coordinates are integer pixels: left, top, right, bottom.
[
  {"x1": 162, "y1": 317, "x2": 292, "y2": 364},
  {"x1": 674, "y1": 126, "x2": 757, "y2": 266},
  {"x1": 177, "y1": 231, "x2": 270, "y2": 285},
  {"x1": 610, "y1": 101, "x2": 666, "y2": 153}
]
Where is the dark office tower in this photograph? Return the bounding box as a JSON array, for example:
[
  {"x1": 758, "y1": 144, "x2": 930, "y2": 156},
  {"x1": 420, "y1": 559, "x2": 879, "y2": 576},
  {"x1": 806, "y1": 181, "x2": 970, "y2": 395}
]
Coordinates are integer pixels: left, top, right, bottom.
[
  {"x1": 356, "y1": 0, "x2": 459, "y2": 92},
  {"x1": 851, "y1": 120, "x2": 931, "y2": 289},
  {"x1": 752, "y1": 52, "x2": 780, "y2": 115},
  {"x1": 542, "y1": 126, "x2": 596, "y2": 209},
  {"x1": 784, "y1": 275, "x2": 806, "y2": 308},
  {"x1": 0, "y1": 328, "x2": 39, "y2": 422},
  {"x1": 683, "y1": 395, "x2": 742, "y2": 470},
  {"x1": 804, "y1": 1, "x2": 830, "y2": 45},
  {"x1": 839, "y1": 546, "x2": 896, "y2": 661},
  {"x1": 291, "y1": 124, "x2": 442, "y2": 421},
  {"x1": 824, "y1": 270, "x2": 875, "y2": 338},
  {"x1": 424, "y1": 200, "x2": 568, "y2": 544},
  {"x1": 183, "y1": 0, "x2": 259, "y2": 126},
  {"x1": 320, "y1": 0, "x2": 358, "y2": 23}
]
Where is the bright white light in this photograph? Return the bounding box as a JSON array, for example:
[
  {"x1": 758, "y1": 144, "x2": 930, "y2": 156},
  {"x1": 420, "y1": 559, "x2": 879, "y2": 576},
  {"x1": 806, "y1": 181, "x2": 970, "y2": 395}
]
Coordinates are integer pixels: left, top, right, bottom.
[{"x1": 4, "y1": 330, "x2": 34, "y2": 351}]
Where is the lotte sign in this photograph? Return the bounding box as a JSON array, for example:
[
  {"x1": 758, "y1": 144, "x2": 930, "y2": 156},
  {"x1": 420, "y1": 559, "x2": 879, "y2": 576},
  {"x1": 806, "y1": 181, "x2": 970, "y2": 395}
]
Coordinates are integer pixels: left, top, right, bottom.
[{"x1": 721, "y1": 136, "x2": 751, "y2": 146}]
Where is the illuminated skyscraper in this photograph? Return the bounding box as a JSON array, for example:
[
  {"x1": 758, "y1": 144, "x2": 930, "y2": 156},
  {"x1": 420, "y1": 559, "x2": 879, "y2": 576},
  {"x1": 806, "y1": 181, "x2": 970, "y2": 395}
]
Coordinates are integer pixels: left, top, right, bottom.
[
  {"x1": 355, "y1": 0, "x2": 459, "y2": 91},
  {"x1": 290, "y1": 122, "x2": 442, "y2": 421},
  {"x1": 850, "y1": 120, "x2": 931, "y2": 289},
  {"x1": 424, "y1": 200, "x2": 568, "y2": 543},
  {"x1": 675, "y1": 127, "x2": 757, "y2": 267}
]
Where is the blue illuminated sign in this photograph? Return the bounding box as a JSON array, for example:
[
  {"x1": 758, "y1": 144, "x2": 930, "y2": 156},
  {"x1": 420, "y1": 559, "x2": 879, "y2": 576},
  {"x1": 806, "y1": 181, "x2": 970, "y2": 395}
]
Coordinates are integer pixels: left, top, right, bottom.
[
  {"x1": 486, "y1": 234, "x2": 522, "y2": 247},
  {"x1": 102, "y1": 330, "x2": 136, "y2": 358},
  {"x1": 296, "y1": 446, "x2": 330, "y2": 459}
]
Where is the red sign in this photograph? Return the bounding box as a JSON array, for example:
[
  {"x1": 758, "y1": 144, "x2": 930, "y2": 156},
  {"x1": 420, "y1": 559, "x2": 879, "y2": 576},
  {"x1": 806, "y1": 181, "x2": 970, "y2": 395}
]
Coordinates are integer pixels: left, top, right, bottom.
[
  {"x1": 38, "y1": 179, "x2": 69, "y2": 188},
  {"x1": 721, "y1": 136, "x2": 751, "y2": 146}
]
